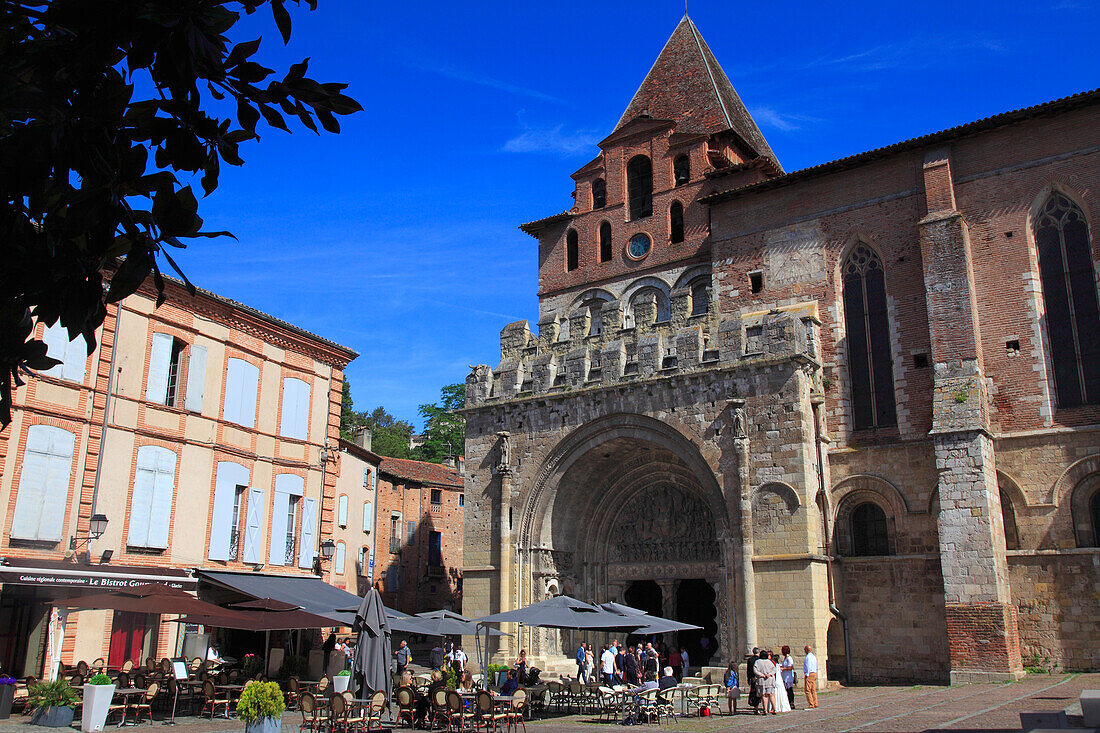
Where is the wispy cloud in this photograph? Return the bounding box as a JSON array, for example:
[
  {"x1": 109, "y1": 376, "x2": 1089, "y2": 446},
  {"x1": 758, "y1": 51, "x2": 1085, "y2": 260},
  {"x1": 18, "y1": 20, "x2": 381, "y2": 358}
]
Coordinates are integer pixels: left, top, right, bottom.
[
  {"x1": 803, "y1": 34, "x2": 1006, "y2": 73},
  {"x1": 749, "y1": 106, "x2": 821, "y2": 132},
  {"x1": 503, "y1": 123, "x2": 598, "y2": 156},
  {"x1": 407, "y1": 58, "x2": 562, "y2": 103}
]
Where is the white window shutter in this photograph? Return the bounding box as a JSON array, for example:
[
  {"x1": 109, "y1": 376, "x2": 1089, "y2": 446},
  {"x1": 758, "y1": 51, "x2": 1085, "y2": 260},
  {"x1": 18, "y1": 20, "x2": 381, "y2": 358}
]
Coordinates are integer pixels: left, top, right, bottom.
[
  {"x1": 185, "y1": 344, "x2": 207, "y2": 413},
  {"x1": 40, "y1": 323, "x2": 68, "y2": 379},
  {"x1": 128, "y1": 465, "x2": 155, "y2": 547},
  {"x1": 12, "y1": 426, "x2": 75, "y2": 541},
  {"x1": 223, "y1": 359, "x2": 244, "y2": 424},
  {"x1": 239, "y1": 361, "x2": 259, "y2": 428},
  {"x1": 298, "y1": 497, "x2": 317, "y2": 568},
  {"x1": 280, "y1": 378, "x2": 310, "y2": 440},
  {"x1": 242, "y1": 487, "x2": 265, "y2": 564},
  {"x1": 146, "y1": 333, "x2": 174, "y2": 404},
  {"x1": 363, "y1": 502, "x2": 373, "y2": 533},
  {"x1": 210, "y1": 462, "x2": 248, "y2": 560},
  {"x1": 63, "y1": 333, "x2": 88, "y2": 383},
  {"x1": 269, "y1": 489, "x2": 291, "y2": 566},
  {"x1": 274, "y1": 473, "x2": 305, "y2": 497},
  {"x1": 148, "y1": 447, "x2": 175, "y2": 548},
  {"x1": 338, "y1": 495, "x2": 348, "y2": 527},
  {"x1": 334, "y1": 542, "x2": 345, "y2": 575}
]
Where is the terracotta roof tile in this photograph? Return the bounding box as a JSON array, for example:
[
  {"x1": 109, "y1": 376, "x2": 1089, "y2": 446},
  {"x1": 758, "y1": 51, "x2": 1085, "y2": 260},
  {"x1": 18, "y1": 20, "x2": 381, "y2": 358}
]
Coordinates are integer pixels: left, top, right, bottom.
[{"x1": 379, "y1": 456, "x2": 463, "y2": 488}]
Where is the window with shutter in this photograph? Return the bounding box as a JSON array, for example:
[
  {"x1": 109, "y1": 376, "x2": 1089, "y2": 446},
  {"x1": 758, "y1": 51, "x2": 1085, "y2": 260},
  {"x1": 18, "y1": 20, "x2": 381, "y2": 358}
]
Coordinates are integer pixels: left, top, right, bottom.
[
  {"x1": 337, "y1": 495, "x2": 348, "y2": 527},
  {"x1": 146, "y1": 333, "x2": 175, "y2": 405},
  {"x1": 280, "y1": 377, "x2": 311, "y2": 440},
  {"x1": 224, "y1": 358, "x2": 259, "y2": 428},
  {"x1": 127, "y1": 446, "x2": 176, "y2": 549},
  {"x1": 10, "y1": 425, "x2": 76, "y2": 541},
  {"x1": 209, "y1": 462, "x2": 249, "y2": 560},
  {"x1": 184, "y1": 344, "x2": 207, "y2": 412},
  {"x1": 269, "y1": 490, "x2": 290, "y2": 566},
  {"x1": 334, "y1": 542, "x2": 346, "y2": 575},
  {"x1": 41, "y1": 323, "x2": 88, "y2": 383},
  {"x1": 270, "y1": 474, "x2": 304, "y2": 566},
  {"x1": 242, "y1": 487, "x2": 266, "y2": 564},
  {"x1": 363, "y1": 502, "x2": 373, "y2": 533},
  {"x1": 298, "y1": 497, "x2": 317, "y2": 568}
]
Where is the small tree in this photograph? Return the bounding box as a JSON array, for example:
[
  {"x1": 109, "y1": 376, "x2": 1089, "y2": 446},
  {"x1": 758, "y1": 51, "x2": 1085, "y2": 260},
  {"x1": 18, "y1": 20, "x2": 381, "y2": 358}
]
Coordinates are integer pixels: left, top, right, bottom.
[
  {"x1": 413, "y1": 383, "x2": 465, "y2": 464},
  {"x1": 0, "y1": 0, "x2": 361, "y2": 427}
]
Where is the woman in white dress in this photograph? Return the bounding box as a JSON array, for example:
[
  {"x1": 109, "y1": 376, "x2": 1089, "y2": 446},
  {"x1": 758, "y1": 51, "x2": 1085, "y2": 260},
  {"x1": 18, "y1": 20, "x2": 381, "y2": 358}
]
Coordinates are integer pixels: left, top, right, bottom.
[{"x1": 771, "y1": 651, "x2": 792, "y2": 713}]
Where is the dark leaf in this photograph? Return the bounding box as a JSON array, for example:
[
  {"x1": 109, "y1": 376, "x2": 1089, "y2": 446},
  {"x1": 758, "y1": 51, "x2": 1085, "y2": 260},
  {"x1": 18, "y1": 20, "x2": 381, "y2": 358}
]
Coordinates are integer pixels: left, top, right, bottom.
[
  {"x1": 271, "y1": 0, "x2": 292, "y2": 44},
  {"x1": 258, "y1": 104, "x2": 289, "y2": 132}
]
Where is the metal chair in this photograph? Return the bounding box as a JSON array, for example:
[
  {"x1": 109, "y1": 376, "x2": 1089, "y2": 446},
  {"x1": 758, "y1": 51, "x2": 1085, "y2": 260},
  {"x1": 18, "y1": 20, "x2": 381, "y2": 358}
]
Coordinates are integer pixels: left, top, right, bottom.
[
  {"x1": 298, "y1": 692, "x2": 328, "y2": 733},
  {"x1": 474, "y1": 690, "x2": 496, "y2": 732},
  {"x1": 329, "y1": 690, "x2": 365, "y2": 733},
  {"x1": 364, "y1": 690, "x2": 387, "y2": 732},
  {"x1": 445, "y1": 689, "x2": 474, "y2": 732},
  {"x1": 200, "y1": 679, "x2": 231, "y2": 719},
  {"x1": 501, "y1": 689, "x2": 526, "y2": 733},
  {"x1": 133, "y1": 681, "x2": 158, "y2": 723},
  {"x1": 284, "y1": 676, "x2": 301, "y2": 710},
  {"x1": 116, "y1": 672, "x2": 131, "y2": 689},
  {"x1": 429, "y1": 687, "x2": 450, "y2": 731}
]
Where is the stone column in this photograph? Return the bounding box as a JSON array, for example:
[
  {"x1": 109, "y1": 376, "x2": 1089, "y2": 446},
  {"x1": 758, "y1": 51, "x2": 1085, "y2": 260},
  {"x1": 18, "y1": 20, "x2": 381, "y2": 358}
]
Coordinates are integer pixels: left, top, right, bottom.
[
  {"x1": 657, "y1": 580, "x2": 675, "y2": 619},
  {"x1": 733, "y1": 401, "x2": 757, "y2": 654},
  {"x1": 496, "y1": 432, "x2": 517, "y2": 660},
  {"x1": 919, "y1": 149, "x2": 1022, "y2": 683}
]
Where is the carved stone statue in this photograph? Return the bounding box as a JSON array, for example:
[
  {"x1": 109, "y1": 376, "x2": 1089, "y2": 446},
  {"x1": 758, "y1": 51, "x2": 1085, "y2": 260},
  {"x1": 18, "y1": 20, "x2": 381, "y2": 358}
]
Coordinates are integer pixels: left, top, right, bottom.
[
  {"x1": 733, "y1": 406, "x2": 747, "y2": 439},
  {"x1": 496, "y1": 431, "x2": 512, "y2": 474}
]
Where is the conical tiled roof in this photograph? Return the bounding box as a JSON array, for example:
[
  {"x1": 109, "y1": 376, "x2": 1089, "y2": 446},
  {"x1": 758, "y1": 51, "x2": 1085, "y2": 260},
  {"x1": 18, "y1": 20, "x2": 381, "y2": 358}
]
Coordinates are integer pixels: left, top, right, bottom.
[{"x1": 616, "y1": 15, "x2": 780, "y2": 170}]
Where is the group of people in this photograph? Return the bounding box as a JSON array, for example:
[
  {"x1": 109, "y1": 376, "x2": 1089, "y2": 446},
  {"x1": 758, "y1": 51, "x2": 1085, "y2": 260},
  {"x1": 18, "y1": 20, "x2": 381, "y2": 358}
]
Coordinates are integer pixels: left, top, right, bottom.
[
  {"x1": 581, "y1": 640, "x2": 686, "y2": 687},
  {"x1": 731, "y1": 644, "x2": 818, "y2": 716},
  {"x1": 322, "y1": 632, "x2": 355, "y2": 671},
  {"x1": 428, "y1": 640, "x2": 469, "y2": 675}
]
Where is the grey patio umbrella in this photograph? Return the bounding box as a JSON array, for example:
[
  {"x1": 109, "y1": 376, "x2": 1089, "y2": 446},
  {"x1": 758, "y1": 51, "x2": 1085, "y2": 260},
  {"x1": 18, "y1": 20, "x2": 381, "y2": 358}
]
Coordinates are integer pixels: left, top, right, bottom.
[
  {"x1": 352, "y1": 587, "x2": 392, "y2": 701},
  {"x1": 416, "y1": 609, "x2": 509, "y2": 637},
  {"x1": 599, "y1": 602, "x2": 648, "y2": 616},
  {"x1": 628, "y1": 616, "x2": 703, "y2": 634}
]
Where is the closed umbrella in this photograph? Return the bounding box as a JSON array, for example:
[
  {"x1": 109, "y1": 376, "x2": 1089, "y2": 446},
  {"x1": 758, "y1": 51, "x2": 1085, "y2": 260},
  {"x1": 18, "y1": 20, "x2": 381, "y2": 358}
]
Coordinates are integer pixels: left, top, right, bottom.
[{"x1": 352, "y1": 587, "x2": 391, "y2": 701}]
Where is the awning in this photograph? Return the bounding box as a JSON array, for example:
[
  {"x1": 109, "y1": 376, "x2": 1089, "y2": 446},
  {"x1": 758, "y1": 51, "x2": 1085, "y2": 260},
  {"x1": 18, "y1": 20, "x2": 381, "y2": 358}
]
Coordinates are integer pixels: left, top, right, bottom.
[
  {"x1": 0, "y1": 558, "x2": 195, "y2": 590},
  {"x1": 196, "y1": 570, "x2": 359, "y2": 626}
]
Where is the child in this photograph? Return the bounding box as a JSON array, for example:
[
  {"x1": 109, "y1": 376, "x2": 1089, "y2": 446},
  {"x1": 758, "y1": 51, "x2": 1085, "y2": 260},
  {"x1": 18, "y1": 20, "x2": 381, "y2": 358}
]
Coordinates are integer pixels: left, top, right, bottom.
[{"x1": 724, "y1": 659, "x2": 740, "y2": 715}]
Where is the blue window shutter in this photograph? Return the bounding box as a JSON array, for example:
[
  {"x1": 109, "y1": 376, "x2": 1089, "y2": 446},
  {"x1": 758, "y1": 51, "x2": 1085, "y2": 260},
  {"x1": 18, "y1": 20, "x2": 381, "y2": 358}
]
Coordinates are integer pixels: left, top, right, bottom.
[
  {"x1": 298, "y1": 497, "x2": 317, "y2": 568},
  {"x1": 242, "y1": 487, "x2": 265, "y2": 564},
  {"x1": 128, "y1": 464, "x2": 155, "y2": 547},
  {"x1": 269, "y1": 489, "x2": 290, "y2": 566},
  {"x1": 280, "y1": 378, "x2": 310, "y2": 440},
  {"x1": 63, "y1": 333, "x2": 88, "y2": 383},
  {"x1": 41, "y1": 323, "x2": 68, "y2": 379},
  {"x1": 334, "y1": 542, "x2": 345, "y2": 575},
  {"x1": 363, "y1": 502, "x2": 373, "y2": 533},
  {"x1": 148, "y1": 447, "x2": 176, "y2": 548},
  {"x1": 185, "y1": 344, "x2": 207, "y2": 413},
  {"x1": 239, "y1": 361, "x2": 259, "y2": 428},
  {"x1": 146, "y1": 333, "x2": 173, "y2": 404},
  {"x1": 223, "y1": 359, "x2": 243, "y2": 424},
  {"x1": 338, "y1": 495, "x2": 348, "y2": 527},
  {"x1": 210, "y1": 462, "x2": 248, "y2": 560},
  {"x1": 275, "y1": 473, "x2": 305, "y2": 497},
  {"x1": 12, "y1": 426, "x2": 75, "y2": 541}
]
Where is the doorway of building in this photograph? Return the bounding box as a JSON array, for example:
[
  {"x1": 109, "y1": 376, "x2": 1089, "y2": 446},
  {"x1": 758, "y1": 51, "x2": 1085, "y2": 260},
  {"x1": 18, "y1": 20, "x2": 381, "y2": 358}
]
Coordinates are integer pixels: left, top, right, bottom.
[
  {"x1": 676, "y1": 579, "x2": 718, "y2": 668},
  {"x1": 624, "y1": 580, "x2": 662, "y2": 617},
  {"x1": 0, "y1": 588, "x2": 48, "y2": 676},
  {"x1": 108, "y1": 611, "x2": 152, "y2": 668}
]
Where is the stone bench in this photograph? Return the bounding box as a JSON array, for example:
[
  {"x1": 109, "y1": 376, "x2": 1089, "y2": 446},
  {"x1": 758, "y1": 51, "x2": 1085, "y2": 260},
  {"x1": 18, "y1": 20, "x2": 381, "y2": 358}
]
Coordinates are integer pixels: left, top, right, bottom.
[
  {"x1": 1020, "y1": 710, "x2": 1067, "y2": 731},
  {"x1": 1083, "y1": 690, "x2": 1100, "y2": 729}
]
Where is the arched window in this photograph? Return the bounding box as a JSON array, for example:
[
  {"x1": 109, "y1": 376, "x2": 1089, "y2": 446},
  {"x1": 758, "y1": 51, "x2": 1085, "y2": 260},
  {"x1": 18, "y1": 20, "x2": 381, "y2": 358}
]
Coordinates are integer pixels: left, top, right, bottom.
[
  {"x1": 1034, "y1": 192, "x2": 1100, "y2": 407},
  {"x1": 627, "y1": 155, "x2": 653, "y2": 220},
  {"x1": 599, "y1": 222, "x2": 613, "y2": 263},
  {"x1": 850, "y1": 502, "x2": 889, "y2": 556},
  {"x1": 629, "y1": 287, "x2": 670, "y2": 326},
  {"x1": 1000, "y1": 487, "x2": 1020, "y2": 551},
  {"x1": 674, "y1": 155, "x2": 690, "y2": 186},
  {"x1": 670, "y1": 201, "x2": 684, "y2": 244},
  {"x1": 843, "y1": 243, "x2": 896, "y2": 430},
  {"x1": 566, "y1": 229, "x2": 579, "y2": 272},
  {"x1": 592, "y1": 178, "x2": 606, "y2": 210},
  {"x1": 1089, "y1": 489, "x2": 1100, "y2": 548},
  {"x1": 690, "y1": 280, "x2": 709, "y2": 316}
]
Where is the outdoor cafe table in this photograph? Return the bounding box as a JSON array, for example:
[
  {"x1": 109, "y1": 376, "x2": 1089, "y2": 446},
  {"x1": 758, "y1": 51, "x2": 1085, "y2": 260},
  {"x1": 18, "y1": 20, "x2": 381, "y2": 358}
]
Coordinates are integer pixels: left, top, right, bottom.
[{"x1": 111, "y1": 688, "x2": 146, "y2": 727}]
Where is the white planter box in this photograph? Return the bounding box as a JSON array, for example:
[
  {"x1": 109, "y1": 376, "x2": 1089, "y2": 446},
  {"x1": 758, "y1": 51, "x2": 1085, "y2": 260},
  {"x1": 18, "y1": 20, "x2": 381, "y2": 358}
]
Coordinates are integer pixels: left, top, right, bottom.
[
  {"x1": 333, "y1": 675, "x2": 350, "y2": 693},
  {"x1": 81, "y1": 683, "x2": 116, "y2": 732}
]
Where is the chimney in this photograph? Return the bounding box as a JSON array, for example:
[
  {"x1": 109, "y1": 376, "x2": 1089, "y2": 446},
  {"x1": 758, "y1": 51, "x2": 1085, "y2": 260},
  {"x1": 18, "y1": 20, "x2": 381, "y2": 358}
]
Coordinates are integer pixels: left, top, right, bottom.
[
  {"x1": 457, "y1": 456, "x2": 465, "y2": 476},
  {"x1": 355, "y1": 427, "x2": 372, "y2": 452},
  {"x1": 442, "y1": 457, "x2": 456, "y2": 469}
]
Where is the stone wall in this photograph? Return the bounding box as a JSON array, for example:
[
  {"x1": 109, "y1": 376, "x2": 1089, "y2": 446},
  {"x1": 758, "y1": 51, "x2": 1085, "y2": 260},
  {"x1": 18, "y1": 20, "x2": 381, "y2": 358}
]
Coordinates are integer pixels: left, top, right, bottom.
[{"x1": 1009, "y1": 551, "x2": 1100, "y2": 671}]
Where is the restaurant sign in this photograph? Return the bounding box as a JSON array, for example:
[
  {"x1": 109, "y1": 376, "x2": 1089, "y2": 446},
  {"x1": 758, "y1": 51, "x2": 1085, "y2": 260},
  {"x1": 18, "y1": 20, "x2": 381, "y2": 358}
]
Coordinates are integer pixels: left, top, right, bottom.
[{"x1": 0, "y1": 565, "x2": 195, "y2": 589}]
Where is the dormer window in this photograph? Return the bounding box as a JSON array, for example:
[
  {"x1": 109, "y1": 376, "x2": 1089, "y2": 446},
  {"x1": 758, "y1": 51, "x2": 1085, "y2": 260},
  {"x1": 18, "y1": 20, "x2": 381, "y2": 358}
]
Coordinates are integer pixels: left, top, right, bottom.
[
  {"x1": 592, "y1": 178, "x2": 606, "y2": 210},
  {"x1": 627, "y1": 155, "x2": 653, "y2": 220},
  {"x1": 674, "y1": 155, "x2": 690, "y2": 186}
]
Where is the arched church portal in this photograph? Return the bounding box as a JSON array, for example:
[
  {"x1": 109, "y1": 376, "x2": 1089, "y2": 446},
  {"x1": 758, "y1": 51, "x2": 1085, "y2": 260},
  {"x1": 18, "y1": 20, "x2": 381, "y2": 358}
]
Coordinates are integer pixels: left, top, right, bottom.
[{"x1": 520, "y1": 415, "x2": 733, "y2": 666}]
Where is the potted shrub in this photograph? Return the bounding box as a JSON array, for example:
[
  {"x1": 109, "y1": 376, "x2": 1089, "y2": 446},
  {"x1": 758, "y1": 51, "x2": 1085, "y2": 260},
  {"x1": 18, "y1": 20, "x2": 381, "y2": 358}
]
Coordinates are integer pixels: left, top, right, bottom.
[
  {"x1": 80, "y1": 674, "x2": 116, "y2": 732},
  {"x1": 236, "y1": 680, "x2": 285, "y2": 733},
  {"x1": 333, "y1": 670, "x2": 351, "y2": 694},
  {"x1": 27, "y1": 679, "x2": 80, "y2": 728},
  {"x1": 0, "y1": 676, "x2": 17, "y2": 720}
]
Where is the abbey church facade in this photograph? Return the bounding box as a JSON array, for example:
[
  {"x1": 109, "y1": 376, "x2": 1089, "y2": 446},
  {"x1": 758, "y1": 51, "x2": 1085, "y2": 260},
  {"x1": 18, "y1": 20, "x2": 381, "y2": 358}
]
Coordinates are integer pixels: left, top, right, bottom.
[{"x1": 461, "y1": 16, "x2": 1100, "y2": 684}]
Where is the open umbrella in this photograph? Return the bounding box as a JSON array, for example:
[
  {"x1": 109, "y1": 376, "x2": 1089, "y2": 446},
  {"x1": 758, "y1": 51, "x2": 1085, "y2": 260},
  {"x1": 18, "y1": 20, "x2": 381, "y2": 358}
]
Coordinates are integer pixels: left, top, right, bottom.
[
  {"x1": 476, "y1": 595, "x2": 644, "y2": 630},
  {"x1": 599, "y1": 602, "x2": 648, "y2": 616},
  {"x1": 417, "y1": 610, "x2": 509, "y2": 636},
  {"x1": 61, "y1": 583, "x2": 235, "y2": 616},
  {"x1": 628, "y1": 617, "x2": 703, "y2": 634},
  {"x1": 352, "y1": 587, "x2": 391, "y2": 701}
]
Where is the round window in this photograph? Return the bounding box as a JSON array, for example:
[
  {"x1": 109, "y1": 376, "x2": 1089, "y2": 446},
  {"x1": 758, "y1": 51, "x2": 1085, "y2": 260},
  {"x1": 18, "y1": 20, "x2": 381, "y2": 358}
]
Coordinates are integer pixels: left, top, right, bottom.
[{"x1": 627, "y1": 232, "x2": 651, "y2": 260}]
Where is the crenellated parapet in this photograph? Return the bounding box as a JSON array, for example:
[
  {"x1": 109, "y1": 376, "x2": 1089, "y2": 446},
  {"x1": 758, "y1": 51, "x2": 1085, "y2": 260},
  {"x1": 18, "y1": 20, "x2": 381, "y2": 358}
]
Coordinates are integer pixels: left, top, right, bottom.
[{"x1": 466, "y1": 301, "x2": 822, "y2": 407}]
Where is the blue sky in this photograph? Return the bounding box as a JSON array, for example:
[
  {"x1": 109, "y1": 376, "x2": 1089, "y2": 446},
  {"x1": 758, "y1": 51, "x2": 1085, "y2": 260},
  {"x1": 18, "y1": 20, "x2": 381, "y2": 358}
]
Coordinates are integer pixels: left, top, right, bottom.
[{"x1": 182, "y1": 0, "x2": 1100, "y2": 429}]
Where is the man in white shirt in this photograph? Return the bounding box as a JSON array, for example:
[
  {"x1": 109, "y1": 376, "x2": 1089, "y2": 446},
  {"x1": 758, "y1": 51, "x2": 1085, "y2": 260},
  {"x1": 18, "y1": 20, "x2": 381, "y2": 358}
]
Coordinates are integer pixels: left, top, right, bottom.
[
  {"x1": 802, "y1": 645, "x2": 818, "y2": 708},
  {"x1": 600, "y1": 644, "x2": 617, "y2": 686},
  {"x1": 451, "y1": 645, "x2": 468, "y2": 674}
]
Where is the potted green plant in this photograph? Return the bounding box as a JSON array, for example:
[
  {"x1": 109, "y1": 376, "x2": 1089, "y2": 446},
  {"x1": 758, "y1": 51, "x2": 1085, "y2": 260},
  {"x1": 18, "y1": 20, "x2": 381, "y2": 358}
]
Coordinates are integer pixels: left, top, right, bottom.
[
  {"x1": 80, "y1": 674, "x2": 115, "y2": 732},
  {"x1": 236, "y1": 680, "x2": 285, "y2": 733},
  {"x1": 486, "y1": 664, "x2": 509, "y2": 690},
  {"x1": 0, "y1": 676, "x2": 17, "y2": 720},
  {"x1": 26, "y1": 678, "x2": 80, "y2": 728},
  {"x1": 333, "y1": 669, "x2": 351, "y2": 694}
]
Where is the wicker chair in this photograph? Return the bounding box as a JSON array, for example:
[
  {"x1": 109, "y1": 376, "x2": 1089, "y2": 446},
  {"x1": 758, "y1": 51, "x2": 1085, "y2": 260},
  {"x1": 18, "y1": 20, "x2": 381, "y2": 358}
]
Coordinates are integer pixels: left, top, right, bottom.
[
  {"x1": 429, "y1": 687, "x2": 450, "y2": 731},
  {"x1": 284, "y1": 676, "x2": 300, "y2": 710},
  {"x1": 76, "y1": 661, "x2": 89, "y2": 677},
  {"x1": 364, "y1": 690, "x2": 387, "y2": 732},
  {"x1": 132, "y1": 681, "x2": 158, "y2": 723},
  {"x1": 395, "y1": 686, "x2": 417, "y2": 729},
  {"x1": 445, "y1": 689, "x2": 475, "y2": 732},
  {"x1": 329, "y1": 690, "x2": 365, "y2": 733},
  {"x1": 298, "y1": 692, "x2": 328, "y2": 733},
  {"x1": 499, "y1": 689, "x2": 526, "y2": 733},
  {"x1": 200, "y1": 679, "x2": 231, "y2": 719}
]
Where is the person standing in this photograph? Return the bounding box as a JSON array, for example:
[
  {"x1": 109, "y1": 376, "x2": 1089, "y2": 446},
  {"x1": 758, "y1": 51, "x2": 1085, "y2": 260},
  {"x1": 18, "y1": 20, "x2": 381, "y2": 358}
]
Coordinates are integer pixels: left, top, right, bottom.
[
  {"x1": 576, "y1": 643, "x2": 587, "y2": 682},
  {"x1": 429, "y1": 642, "x2": 444, "y2": 670},
  {"x1": 614, "y1": 643, "x2": 626, "y2": 686},
  {"x1": 394, "y1": 640, "x2": 411, "y2": 674},
  {"x1": 600, "y1": 644, "x2": 616, "y2": 686},
  {"x1": 452, "y1": 645, "x2": 468, "y2": 676},
  {"x1": 802, "y1": 645, "x2": 818, "y2": 709},
  {"x1": 723, "y1": 659, "x2": 740, "y2": 715},
  {"x1": 322, "y1": 632, "x2": 336, "y2": 673},
  {"x1": 753, "y1": 649, "x2": 777, "y2": 715},
  {"x1": 669, "y1": 648, "x2": 682, "y2": 681},
  {"x1": 746, "y1": 648, "x2": 760, "y2": 712},
  {"x1": 585, "y1": 643, "x2": 595, "y2": 684},
  {"x1": 780, "y1": 645, "x2": 796, "y2": 709},
  {"x1": 680, "y1": 647, "x2": 691, "y2": 678}
]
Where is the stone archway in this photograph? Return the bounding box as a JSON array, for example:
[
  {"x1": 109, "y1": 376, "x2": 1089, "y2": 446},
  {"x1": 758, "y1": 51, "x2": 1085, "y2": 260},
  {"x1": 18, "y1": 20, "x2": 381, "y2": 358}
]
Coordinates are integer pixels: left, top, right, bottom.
[{"x1": 518, "y1": 413, "x2": 734, "y2": 662}]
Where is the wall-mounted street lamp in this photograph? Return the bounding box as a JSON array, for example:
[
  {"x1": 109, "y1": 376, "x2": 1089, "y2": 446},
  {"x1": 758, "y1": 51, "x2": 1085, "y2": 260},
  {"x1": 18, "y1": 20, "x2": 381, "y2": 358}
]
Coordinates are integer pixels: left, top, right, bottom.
[
  {"x1": 313, "y1": 539, "x2": 336, "y2": 576},
  {"x1": 70, "y1": 514, "x2": 108, "y2": 550}
]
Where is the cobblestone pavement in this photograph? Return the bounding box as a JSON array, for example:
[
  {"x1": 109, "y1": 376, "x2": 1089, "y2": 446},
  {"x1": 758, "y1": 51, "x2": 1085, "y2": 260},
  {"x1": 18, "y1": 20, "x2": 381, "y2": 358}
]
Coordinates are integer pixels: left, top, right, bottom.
[{"x1": 3, "y1": 673, "x2": 1095, "y2": 733}]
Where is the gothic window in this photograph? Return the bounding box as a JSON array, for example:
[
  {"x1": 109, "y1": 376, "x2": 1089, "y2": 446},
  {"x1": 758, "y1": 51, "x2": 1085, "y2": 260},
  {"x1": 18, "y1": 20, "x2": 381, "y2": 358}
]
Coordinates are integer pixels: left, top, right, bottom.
[
  {"x1": 1034, "y1": 192, "x2": 1100, "y2": 407},
  {"x1": 843, "y1": 244, "x2": 896, "y2": 430},
  {"x1": 674, "y1": 155, "x2": 690, "y2": 186},
  {"x1": 592, "y1": 178, "x2": 606, "y2": 210},
  {"x1": 850, "y1": 502, "x2": 889, "y2": 556},
  {"x1": 1000, "y1": 487, "x2": 1020, "y2": 551},
  {"x1": 627, "y1": 155, "x2": 653, "y2": 220},
  {"x1": 599, "y1": 221, "x2": 613, "y2": 263},
  {"x1": 566, "y1": 229, "x2": 579, "y2": 272},
  {"x1": 690, "y1": 279, "x2": 709, "y2": 316},
  {"x1": 670, "y1": 201, "x2": 684, "y2": 244}
]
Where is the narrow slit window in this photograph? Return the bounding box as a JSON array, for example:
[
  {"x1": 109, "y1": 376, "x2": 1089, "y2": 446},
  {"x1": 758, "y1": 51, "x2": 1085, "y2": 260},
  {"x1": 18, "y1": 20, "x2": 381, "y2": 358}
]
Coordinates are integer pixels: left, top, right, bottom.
[
  {"x1": 592, "y1": 178, "x2": 606, "y2": 210},
  {"x1": 674, "y1": 155, "x2": 690, "y2": 186},
  {"x1": 599, "y1": 222, "x2": 613, "y2": 263},
  {"x1": 566, "y1": 229, "x2": 579, "y2": 271},
  {"x1": 627, "y1": 155, "x2": 653, "y2": 220},
  {"x1": 670, "y1": 201, "x2": 684, "y2": 244}
]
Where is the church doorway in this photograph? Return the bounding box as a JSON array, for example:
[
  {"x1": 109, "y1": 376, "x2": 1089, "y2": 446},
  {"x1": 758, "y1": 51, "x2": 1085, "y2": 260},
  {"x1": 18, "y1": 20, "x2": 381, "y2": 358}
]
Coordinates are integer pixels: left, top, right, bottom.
[
  {"x1": 676, "y1": 579, "x2": 718, "y2": 668},
  {"x1": 624, "y1": 580, "x2": 662, "y2": 617}
]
